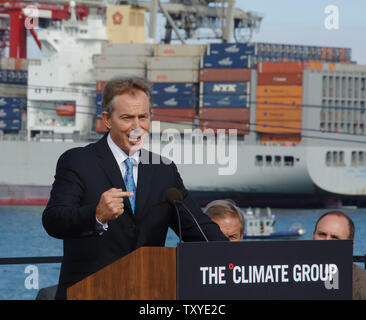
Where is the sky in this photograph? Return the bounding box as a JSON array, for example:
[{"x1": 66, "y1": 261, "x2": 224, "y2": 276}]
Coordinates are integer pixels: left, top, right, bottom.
[{"x1": 235, "y1": 0, "x2": 366, "y2": 64}]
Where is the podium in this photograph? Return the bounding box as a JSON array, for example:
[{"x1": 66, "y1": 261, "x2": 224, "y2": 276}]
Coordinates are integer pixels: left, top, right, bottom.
[
  {"x1": 67, "y1": 247, "x2": 176, "y2": 300},
  {"x1": 67, "y1": 241, "x2": 353, "y2": 300}
]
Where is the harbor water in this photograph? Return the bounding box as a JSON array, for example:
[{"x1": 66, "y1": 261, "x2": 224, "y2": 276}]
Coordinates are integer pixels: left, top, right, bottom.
[{"x1": 1, "y1": 205, "x2": 366, "y2": 300}]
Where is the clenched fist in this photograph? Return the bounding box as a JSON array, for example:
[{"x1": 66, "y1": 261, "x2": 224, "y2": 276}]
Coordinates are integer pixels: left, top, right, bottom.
[{"x1": 95, "y1": 188, "x2": 134, "y2": 224}]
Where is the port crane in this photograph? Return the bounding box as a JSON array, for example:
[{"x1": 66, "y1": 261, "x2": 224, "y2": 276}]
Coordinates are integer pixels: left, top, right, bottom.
[{"x1": 0, "y1": 0, "x2": 262, "y2": 58}]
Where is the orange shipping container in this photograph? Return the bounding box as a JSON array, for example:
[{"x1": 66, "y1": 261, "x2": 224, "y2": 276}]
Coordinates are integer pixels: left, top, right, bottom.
[
  {"x1": 256, "y1": 107, "x2": 302, "y2": 121},
  {"x1": 303, "y1": 60, "x2": 323, "y2": 71},
  {"x1": 257, "y1": 73, "x2": 302, "y2": 86},
  {"x1": 257, "y1": 85, "x2": 302, "y2": 98},
  {"x1": 257, "y1": 61, "x2": 305, "y2": 74},
  {"x1": 256, "y1": 120, "x2": 301, "y2": 134},
  {"x1": 199, "y1": 107, "x2": 249, "y2": 134},
  {"x1": 258, "y1": 60, "x2": 326, "y2": 74},
  {"x1": 256, "y1": 97, "x2": 302, "y2": 109}
]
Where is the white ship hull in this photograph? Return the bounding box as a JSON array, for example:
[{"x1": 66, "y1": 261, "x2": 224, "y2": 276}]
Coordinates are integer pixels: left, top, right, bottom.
[{"x1": 1, "y1": 137, "x2": 365, "y2": 207}]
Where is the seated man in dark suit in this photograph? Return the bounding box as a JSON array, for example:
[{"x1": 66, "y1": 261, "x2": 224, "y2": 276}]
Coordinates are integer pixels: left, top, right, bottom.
[{"x1": 42, "y1": 76, "x2": 228, "y2": 300}]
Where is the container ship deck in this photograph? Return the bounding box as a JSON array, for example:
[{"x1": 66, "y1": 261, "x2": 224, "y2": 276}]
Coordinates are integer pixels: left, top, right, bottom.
[{"x1": 0, "y1": 2, "x2": 365, "y2": 208}]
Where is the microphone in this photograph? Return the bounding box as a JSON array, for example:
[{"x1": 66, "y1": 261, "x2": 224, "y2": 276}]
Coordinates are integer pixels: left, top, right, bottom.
[{"x1": 165, "y1": 188, "x2": 209, "y2": 242}]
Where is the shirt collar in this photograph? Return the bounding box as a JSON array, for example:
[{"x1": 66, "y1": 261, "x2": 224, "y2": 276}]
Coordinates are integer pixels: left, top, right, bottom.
[{"x1": 107, "y1": 133, "x2": 140, "y2": 166}]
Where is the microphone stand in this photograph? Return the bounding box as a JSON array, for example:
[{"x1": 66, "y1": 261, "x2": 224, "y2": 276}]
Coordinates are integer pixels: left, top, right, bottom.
[
  {"x1": 173, "y1": 200, "x2": 183, "y2": 243},
  {"x1": 180, "y1": 202, "x2": 209, "y2": 242}
]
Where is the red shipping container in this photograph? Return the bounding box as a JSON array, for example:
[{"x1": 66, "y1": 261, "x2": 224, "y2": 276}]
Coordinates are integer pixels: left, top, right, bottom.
[
  {"x1": 199, "y1": 107, "x2": 249, "y2": 134},
  {"x1": 326, "y1": 47, "x2": 334, "y2": 61},
  {"x1": 339, "y1": 48, "x2": 346, "y2": 62},
  {"x1": 151, "y1": 108, "x2": 196, "y2": 123},
  {"x1": 14, "y1": 59, "x2": 23, "y2": 71},
  {"x1": 261, "y1": 133, "x2": 301, "y2": 144},
  {"x1": 257, "y1": 73, "x2": 302, "y2": 86},
  {"x1": 200, "y1": 68, "x2": 251, "y2": 82},
  {"x1": 320, "y1": 47, "x2": 327, "y2": 60},
  {"x1": 96, "y1": 81, "x2": 106, "y2": 93}
]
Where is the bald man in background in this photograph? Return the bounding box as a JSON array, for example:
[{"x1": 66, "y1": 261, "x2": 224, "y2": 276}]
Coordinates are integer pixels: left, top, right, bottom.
[{"x1": 313, "y1": 211, "x2": 366, "y2": 300}]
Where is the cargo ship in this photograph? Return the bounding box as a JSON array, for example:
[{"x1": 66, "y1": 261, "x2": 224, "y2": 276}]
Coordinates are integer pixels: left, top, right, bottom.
[{"x1": 0, "y1": 1, "x2": 365, "y2": 208}]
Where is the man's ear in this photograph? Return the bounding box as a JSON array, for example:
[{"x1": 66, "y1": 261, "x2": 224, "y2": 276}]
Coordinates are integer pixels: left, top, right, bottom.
[{"x1": 102, "y1": 112, "x2": 111, "y2": 130}]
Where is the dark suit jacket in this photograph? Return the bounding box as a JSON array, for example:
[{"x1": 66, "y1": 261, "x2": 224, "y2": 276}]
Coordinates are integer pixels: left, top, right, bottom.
[
  {"x1": 42, "y1": 134, "x2": 227, "y2": 299},
  {"x1": 353, "y1": 263, "x2": 366, "y2": 300}
]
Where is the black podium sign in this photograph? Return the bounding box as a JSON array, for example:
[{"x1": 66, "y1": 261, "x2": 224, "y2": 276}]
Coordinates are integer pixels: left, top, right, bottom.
[{"x1": 177, "y1": 240, "x2": 353, "y2": 300}]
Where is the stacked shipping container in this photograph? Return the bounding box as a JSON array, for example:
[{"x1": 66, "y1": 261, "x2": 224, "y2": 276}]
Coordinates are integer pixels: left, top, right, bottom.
[
  {"x1": 148, "y1": 45, "x2": 204, "y2": 132},
  {"x1": 253, "y1": 43, "x2": 351, "y2": 63},
  {"x1": 256, "y1": 61, "x2": 304, "y2": 143},
  {"x1": 93, "y1": 43, "x2": 154, "y2": 132},
  {"x1": 199, "y1": 43, "x2": 252, "y2": 134},
  {"x1": 91, "y1": 41, "x2": 353, "y2": 138},
  {"x1": 0, "y1": 58, "x2": 30, "y2": 132}
]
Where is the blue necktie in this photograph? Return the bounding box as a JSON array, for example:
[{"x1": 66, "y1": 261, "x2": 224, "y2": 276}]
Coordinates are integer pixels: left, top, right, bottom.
[{"x1": 124, "y1": 157, "x2": 136, "y2": 213}]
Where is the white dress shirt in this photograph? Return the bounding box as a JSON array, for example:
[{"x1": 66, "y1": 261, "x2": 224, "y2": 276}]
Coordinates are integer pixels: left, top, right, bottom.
[
  {"x1": 107, "y1": 133, "x2": 140, "y2": 185},
  {"x1": 96, "y1": 133, "x2": 140, "y2": 233}
]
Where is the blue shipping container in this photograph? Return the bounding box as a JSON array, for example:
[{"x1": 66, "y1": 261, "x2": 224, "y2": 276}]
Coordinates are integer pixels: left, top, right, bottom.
[
  {"x1": 152, "y1": 96, "x2": 197, "y2": 109},
  {"x1": 151, "y1": 83, "x2": 198, "y2": 96},
  {"x1": 0, "y1": 119, "x2": 21, "y2": 130},
  {"x1": 0, "y1": 70, "x2": 7, "y2": 83},
  {"x1": 208, "y1": 43, "x2": 256, "y2": 56},
  {"x1": 96, "y1": 93, "x2": 103, "y2": 118},
  {"x1": 201, "y1": 95, "x2": 247, "y2": 108},
  {"x1": 202, "y1": 55, "x2": 251, "y2": 68},
  {"x1": 0, "y1": 107, "x2": 21, "y2": 119},
  {"x1": 6, "y1": 70, "x2": 27, "y2": 85},
  {"x1": 201, "y1": 82, "x2": 249, "y2": 96},
  {"x1": 0, "y1": 97, "x2": 27, "y2": 108}
]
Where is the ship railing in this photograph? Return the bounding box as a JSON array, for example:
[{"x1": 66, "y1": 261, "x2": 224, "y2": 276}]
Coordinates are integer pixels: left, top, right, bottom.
[
  {"x1": 33, "y1": 132, "x2": 103, "y2": 142},
  {"x1": 0, "y1": 131, "x2": 28, "y2": 141},
  {"x1": 0, "y1": 131, "x2": 104, "y2": 143}
]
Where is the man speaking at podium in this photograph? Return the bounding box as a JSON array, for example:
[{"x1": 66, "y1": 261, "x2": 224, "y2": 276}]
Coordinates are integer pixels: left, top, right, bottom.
[{"x1": 42, "y1": 77, "x2": 228, "y2": 300}]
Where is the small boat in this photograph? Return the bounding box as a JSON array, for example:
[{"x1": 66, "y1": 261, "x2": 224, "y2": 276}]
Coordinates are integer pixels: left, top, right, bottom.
[{"x1": 243, "y1": 207, "x2": 306, "y2": 240}]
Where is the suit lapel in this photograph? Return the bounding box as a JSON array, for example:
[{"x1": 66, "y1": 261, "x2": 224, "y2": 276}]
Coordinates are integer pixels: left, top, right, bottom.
[
  {"x1": 95, "y1": 135, "x2": 133, "y2": 214},
  {"x1": 135, "y1": 149, "x2": 155, "y2": 218}
]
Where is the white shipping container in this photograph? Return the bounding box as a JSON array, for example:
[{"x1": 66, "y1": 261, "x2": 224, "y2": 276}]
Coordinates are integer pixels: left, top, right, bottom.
[
  {"x1": 93, "y1": 55, "x2": 148, "y2": 69},
  {"x1": 102, "y1": 42, "x2": 154, "y2": 56},
  {"x1": 154, "y1": 44, "x2": 207, "y2": 57},
  {"x1": 0, "y1": 84, "x2": 27, "y2": 97},
  {"x1": 1, "y1": 58, "x2": 15, "y2": 70},
  {"x1": 94, "y1": 68, "x2": 146, "y2": 81},
  {"x1": 147, "y1": 56, "x2": 200, "y2": 70},
  {"x1": 147, "y1": 70, "x2": 199, "y2": 83},
  {"x1": 0, "y1": 58, "x2": 39, "y2": 71},
  {"x1": 325, "y1": 63, "x2": 366, "y2": 72}
]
